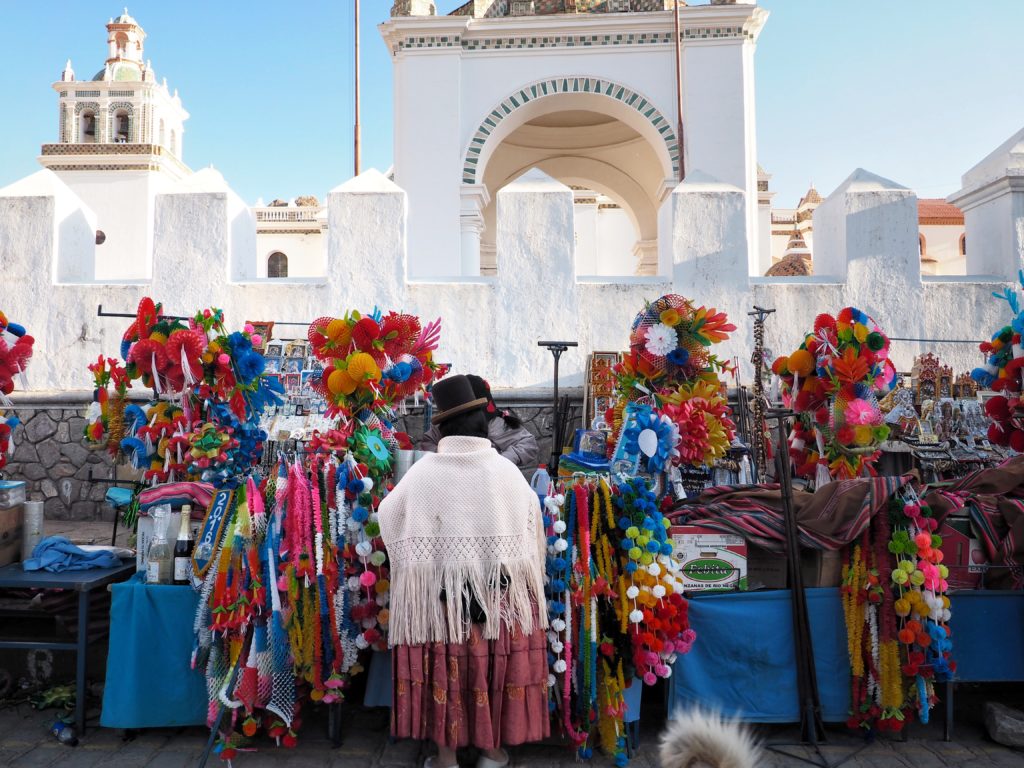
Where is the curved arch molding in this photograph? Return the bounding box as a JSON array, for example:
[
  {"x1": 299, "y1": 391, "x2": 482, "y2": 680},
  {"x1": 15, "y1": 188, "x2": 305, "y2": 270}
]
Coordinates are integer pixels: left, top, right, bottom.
[{"x1": 462, "y1": 76, "x2": 679, "y2": 184}]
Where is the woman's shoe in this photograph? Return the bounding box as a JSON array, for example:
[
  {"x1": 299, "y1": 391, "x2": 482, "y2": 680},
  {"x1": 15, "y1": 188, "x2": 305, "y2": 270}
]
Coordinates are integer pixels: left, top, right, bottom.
[{"x1": 475, "y1": 748, "x2": 509, "y2": 768}]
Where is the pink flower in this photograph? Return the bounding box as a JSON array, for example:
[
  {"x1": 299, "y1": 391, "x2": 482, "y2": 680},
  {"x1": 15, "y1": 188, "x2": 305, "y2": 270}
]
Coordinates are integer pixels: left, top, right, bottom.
[{"x1": 846, "y1": 398, "x2": 876, "y2": 426}]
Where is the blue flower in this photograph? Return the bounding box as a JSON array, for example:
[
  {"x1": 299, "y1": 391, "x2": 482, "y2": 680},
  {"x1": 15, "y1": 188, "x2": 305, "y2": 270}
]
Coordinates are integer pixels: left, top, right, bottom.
[
  {"x1": 235, "y1": 351, "x2": 266, "y2": 385},
  {"x1": 667, "y1": 347, "x2": 690, "y2": 367},
  {"x1": 227, "y1": 331, "x2": 252, "y2": 356}
]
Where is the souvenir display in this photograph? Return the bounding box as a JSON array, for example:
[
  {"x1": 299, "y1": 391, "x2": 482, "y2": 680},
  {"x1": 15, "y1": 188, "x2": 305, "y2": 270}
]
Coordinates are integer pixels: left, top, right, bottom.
[
  {"x1": 0, "y1": 310, "x2": 34, "y2": 470},
  {"x1": 608, "y1": 295, "x2": 737, "y2": 483},
  {"x1": 842, "y1": 491, "x2": 954, "y2": 731},
  {"x1": 774, "y1": 307, "x2": 896, "y2": 482},
  {"x1": 85, "y1": 297, "x2": 283, "y2": 486},
  {"x1": 544, "y1": 476, "x2": 693, "y2": 765},
  {"x1": 972, "y1": 278, "x2": 1024, "y2": 450}
]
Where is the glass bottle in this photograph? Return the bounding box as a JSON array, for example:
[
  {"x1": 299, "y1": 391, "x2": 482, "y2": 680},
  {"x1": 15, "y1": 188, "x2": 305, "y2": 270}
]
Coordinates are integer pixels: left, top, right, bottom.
[
  {"x1": 172, "y1": 505, "x2": 194, "y2": 586},
  {"x1": 146, "y1": 506, "x2": 173, "y2": 585}
]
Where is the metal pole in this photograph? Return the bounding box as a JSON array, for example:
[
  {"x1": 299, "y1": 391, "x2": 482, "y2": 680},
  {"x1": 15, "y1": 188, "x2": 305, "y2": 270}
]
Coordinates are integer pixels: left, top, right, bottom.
[
  {"x1": 673, "y1": 0, "x2": 685, "y2": 182},
  {"x1": 354, "y1": 0, "x2": 362, "y2": 177}
]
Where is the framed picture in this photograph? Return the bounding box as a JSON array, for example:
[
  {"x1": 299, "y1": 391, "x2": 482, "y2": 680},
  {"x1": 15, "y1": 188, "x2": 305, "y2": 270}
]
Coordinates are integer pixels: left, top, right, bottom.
[
  {"x1": 286, "y1": 341, "x2": 308, "y2": 359},
  {"x1": 283, "y1": 373, "x2": 301, "y2": 393},
  {"x1": 266, "y1": 342, "x2": 283, "y2": 358},
  {"x1": 264, "y1": 356, "x2": 282, "y2": 374},
  {"x1": 284, "y1": 358, "x2": 303, "y2": 374},
  {"x1": 305, "y1": 357, "x2": 322, "y2": 373},
  {"x1": 246, "y1": 321, "x2": 274, "y2": 352},
  {"x1": 300, "y1": 370, "x2": 320, "y2": 397},
  {"x1": 294, "y1": 404, "x2": 305, "y2": 416}
]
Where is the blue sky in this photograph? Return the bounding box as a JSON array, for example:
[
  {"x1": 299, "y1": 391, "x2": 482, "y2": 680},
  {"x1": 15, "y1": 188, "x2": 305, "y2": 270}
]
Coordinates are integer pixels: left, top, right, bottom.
[{"x1": 1, "y1": 2, "x2": 1021, "y2": 208}]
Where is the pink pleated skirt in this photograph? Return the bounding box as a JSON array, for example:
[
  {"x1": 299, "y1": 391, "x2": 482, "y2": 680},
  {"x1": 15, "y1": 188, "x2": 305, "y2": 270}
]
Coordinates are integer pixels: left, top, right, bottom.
[{"x1": 391, "y1": 623, "x2": 551, "y2": 750}]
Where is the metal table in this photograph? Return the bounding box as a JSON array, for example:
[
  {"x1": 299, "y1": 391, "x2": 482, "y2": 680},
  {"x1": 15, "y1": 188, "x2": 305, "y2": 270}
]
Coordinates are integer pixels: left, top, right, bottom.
[{"x1": 0, "y1": 560, "x2": 136, "y2": 734}]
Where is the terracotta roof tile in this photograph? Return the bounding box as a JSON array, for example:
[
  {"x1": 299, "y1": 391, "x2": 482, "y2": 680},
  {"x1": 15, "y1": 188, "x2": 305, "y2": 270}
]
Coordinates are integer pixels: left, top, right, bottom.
[{"x1": 918, "y1": 199, "x2": 964, "y2": 223}]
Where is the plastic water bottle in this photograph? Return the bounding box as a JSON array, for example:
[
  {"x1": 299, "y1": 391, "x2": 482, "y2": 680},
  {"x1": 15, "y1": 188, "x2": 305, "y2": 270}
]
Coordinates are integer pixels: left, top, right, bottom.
[
  {"x1": 530, "y1": 464, "x2": 552, "y2": 496},
  {"x1": 50, "y1": 720, "x2": 78, "y2": 747}
]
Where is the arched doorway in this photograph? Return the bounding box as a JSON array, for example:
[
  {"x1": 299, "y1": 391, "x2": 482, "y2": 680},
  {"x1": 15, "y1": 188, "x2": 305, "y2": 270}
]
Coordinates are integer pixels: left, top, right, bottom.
[{"x1": 462, "y1": 78, "x2": 677, "y2": 277}]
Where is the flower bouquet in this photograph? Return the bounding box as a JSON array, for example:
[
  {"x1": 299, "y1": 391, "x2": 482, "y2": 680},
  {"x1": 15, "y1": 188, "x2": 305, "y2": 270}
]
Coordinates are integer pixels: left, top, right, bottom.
[{"x1": 773, "y1": 307, "x2": 896, "y2": 482}]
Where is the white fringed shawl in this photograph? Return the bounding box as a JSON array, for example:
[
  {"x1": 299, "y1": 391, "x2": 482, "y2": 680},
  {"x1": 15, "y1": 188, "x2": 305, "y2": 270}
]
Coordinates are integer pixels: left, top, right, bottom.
[{"x1": 378, "y1": 435, "x2": 548, "y2": 646}]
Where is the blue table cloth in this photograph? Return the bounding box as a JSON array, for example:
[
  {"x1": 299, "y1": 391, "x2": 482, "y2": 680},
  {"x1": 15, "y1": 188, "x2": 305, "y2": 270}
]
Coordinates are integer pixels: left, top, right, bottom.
[
  {"x1": 101, "y1": 573, "x2": 208, "y2": 728},
  {"x1": 948, "y1": 590, "x2": 1024, "y2": 682},
  {"x1": 670, "y1": 588, "x2": 851, "y2": 723}
]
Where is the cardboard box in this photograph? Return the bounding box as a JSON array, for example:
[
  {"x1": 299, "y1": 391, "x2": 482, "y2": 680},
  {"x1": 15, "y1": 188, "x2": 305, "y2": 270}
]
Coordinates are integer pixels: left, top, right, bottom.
[
  {"x1": 747, "y1": 545, "x2": 787, "y2": 589},
  {"x1": 0, "y1": 504, "x2": 23, "y2": 567},
  {"x1": 940, "y1": 515, "x2": 987, "y2": 590},
  {"x1": 670, "y1": 525, "x2": 747, "y2": 592},
  {"x1": 746, "y1": 546, "x2": 843, "y2": 590},
  {"x1": 0, "y1": 480, "x2": 26, "y2": 508}
]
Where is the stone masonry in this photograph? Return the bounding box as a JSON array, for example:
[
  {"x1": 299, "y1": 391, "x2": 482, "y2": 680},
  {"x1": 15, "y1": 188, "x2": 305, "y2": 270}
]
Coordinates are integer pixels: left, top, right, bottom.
[{"x1": 2, "y1": 390, "x2": 582, "y2": 522}]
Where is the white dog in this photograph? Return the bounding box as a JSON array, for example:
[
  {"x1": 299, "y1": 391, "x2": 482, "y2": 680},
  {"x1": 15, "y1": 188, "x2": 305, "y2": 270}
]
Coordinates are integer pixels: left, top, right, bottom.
[{"x1": 659, "y1": 709, "x2": 761, "y2": 768}]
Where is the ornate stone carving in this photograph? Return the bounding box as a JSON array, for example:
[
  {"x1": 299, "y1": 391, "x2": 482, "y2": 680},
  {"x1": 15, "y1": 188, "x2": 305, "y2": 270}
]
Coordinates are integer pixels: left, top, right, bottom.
[{"x1": 391, "y1": 0, "x2": 437, "y2": 16}]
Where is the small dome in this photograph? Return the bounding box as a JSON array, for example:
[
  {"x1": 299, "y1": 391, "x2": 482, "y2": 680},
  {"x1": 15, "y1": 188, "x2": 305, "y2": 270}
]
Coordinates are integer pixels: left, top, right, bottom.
[
  {"x1": 112, "y1": 9, "x2": 138, "y2": 25},
  {"x1": 765, "y1": 254, "x2": 813, "y2": 277},
  {"x1": 798, "y1": 186, "x2": 823, "y2": 208},
  {"x1": 92, "y1": 60, "x2": 143, "y2": 81}
]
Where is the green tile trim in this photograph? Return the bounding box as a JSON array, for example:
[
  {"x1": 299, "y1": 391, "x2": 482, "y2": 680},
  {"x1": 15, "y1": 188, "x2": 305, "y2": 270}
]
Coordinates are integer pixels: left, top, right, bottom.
[{"x1": 462, "y1": 76, "x2": 680, "y2": 183}]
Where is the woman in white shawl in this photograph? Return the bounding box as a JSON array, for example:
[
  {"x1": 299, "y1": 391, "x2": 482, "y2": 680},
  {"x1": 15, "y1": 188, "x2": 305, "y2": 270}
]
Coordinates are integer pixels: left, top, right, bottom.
[{"x1": 379, "y1": 375, "x2": 549, "y2": 768}]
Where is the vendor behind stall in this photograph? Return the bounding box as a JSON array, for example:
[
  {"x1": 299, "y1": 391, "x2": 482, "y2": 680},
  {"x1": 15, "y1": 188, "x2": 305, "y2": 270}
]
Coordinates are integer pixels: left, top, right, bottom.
[{"x1": 418, "y1": 374, "x2": 539, "y2": 471}]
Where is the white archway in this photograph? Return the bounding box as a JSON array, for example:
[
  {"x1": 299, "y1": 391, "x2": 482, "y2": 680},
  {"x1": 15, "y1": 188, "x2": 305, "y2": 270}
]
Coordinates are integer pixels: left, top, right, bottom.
[{"x1": 462, "y1": 76, "x2": 679, "y2": 188}]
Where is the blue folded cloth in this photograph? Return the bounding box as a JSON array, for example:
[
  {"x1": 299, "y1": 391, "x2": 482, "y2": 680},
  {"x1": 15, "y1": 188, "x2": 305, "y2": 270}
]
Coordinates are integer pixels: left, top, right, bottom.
[
  {"x1": 22, "y1": 536, "x2": 123, "y2": 573},
  {"x1": 105, "y1": 486, "x2": 134, "y2": 508}
]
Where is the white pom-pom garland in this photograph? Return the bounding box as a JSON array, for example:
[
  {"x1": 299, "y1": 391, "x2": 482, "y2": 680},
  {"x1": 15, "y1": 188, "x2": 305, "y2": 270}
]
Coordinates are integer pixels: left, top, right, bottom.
[
  {"x1": 652, "y1": 585, "x2": 666, "y2": 599},
  {"x1": 553, "y1": 520, "x2": 567, "y2": 534},
  {"x1": 551, "y1": 618, "x2": 566, "y2": 632},
  {"x1": 626, "y1": 586, "x2": 640, "y2": 600},
  {"x1": 553, "y1": 539, "x2": 568, "y2": 552},
  {"x1": 553, "y1": 659, "x2": 567, "y2": 673},
  {"x1": 629, "y1": 609, "x2": 644, "y2": 624},
  {"x1": 362, "y1": 477, "x2": 374, "y2": 492}
]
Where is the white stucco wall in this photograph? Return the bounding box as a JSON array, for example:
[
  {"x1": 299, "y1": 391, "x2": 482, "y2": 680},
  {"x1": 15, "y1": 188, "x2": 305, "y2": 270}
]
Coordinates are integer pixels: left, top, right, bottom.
[
  {"x1": 49, "y1": 169, "x2": 168, "y2": 281},
  {"x1": 254, "y1": 233, "x2": 326, "y2": 279},
  {"x1": 919, "y1": 223, "x2": 965, "y2": 276}
]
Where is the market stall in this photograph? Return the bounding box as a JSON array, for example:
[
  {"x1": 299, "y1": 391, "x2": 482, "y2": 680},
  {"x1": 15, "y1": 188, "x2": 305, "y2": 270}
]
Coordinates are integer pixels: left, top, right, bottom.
[{"x1": 19, "y1": 284, "x2": 1016, "y2": 766}]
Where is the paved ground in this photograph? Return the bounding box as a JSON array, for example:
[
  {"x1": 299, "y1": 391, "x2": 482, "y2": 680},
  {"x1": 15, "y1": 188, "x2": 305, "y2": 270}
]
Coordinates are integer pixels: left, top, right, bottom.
[
  {"x1": 3, "y1": 521, "x2": 1022, "y2": 767},
  {"x1": 1, "y1": 693, "x2": 1023, "y2": 768}
]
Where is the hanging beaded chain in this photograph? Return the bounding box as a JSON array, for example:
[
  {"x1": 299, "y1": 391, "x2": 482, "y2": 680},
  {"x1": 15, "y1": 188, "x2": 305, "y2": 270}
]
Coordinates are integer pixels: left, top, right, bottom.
[
  {"x1": 544, "y1": 492, "x2": 570, "y2": 691},
  {"x1": 749, "y1": 307, "x2": 773, "y2": 482}
]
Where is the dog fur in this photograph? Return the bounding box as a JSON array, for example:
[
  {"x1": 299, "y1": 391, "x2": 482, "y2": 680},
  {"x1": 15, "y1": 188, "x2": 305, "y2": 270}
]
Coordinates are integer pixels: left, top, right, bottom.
[{"x1": 658, "y1": 709, "x2": 761, "y2": 768}]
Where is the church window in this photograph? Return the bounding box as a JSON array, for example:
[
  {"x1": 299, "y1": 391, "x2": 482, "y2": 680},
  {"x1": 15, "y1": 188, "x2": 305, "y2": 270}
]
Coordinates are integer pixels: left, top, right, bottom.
[
  {"x1": 268, "y1": 252, "x2": 289, "y2": 278},
  {"x1": 80, "y1": 111, "x2": 97, "y2": 143},
  {"x1": 159, "y1": 119, "x2": 165, "y2": 148},
  {"x1": 918, "y1": 233, "x2": 926, "y2": 257},
  {"x1": 114, "y1": 110, "x2": 130, "y2": 143},
  {"x1": 170, "y1": 129, "x2": 177, "y2": 155},
  {"x1": 959, "y1": 234, "x2": 966, "y2": 256}
]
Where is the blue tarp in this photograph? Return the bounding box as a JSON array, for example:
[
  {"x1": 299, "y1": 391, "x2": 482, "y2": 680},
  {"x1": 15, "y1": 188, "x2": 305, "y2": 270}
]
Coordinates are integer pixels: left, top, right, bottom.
[
  {"x1": 22, "y1": 536, "x2": 122, "y2": 573},
  {"x1": 670, "y1": 588, "x2": 851, "y2": 723},
  {"x1": 101, "y1": 573, "x2": 207, "y2": 728}
]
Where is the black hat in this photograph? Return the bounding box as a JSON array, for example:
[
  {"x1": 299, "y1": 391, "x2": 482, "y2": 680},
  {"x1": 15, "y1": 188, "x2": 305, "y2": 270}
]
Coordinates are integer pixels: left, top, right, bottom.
[{"x1": 431, "y1": 375, "x2": 488, "y2": 425}]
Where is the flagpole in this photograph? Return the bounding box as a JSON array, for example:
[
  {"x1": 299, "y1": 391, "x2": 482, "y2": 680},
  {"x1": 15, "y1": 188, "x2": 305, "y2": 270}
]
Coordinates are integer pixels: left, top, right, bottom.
[
  {"x1": 354, "y1": 0, "x2": 362, "y2": 177},
  {"x1": 673, "y1": 0, "x2": 685, "y2": 182}
]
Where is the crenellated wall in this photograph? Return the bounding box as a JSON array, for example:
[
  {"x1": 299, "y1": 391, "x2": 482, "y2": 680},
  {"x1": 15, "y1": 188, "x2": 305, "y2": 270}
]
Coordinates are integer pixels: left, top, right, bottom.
[{"x1": 0, "y1": 161, "x2": 1014, "y2": 396}]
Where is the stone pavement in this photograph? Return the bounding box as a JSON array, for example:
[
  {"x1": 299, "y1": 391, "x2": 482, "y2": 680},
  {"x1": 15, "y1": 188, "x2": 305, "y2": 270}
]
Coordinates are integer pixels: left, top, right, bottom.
[{"x1": 1, "y1": 698, "x2": 1023, "y2": 768}]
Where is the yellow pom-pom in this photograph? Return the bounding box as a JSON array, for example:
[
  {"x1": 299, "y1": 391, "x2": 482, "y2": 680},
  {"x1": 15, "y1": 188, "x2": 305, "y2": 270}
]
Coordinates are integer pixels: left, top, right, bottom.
[
  {"x1": 788, "y1": 349, "x2": 815, "y2": 377},
  {"x1": 346, "y1": 352, "x2": 381, "y2": 383}
]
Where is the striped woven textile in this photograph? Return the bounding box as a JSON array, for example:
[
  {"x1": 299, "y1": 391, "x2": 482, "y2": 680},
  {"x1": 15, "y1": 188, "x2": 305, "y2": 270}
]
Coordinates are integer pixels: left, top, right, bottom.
[
  {"x1": 138, "y1": 481, "x2": 215, "y2": 513},
  {"x1": 925, "y1": 456, "x2": 1024, "y2": 590},
  {"x1": 669, "y1": 474, "x2": 914, "y2": 553}
]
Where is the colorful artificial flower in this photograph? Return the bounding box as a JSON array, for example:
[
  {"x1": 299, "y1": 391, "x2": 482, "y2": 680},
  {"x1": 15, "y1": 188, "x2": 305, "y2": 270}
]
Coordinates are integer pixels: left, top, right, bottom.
[
  {"x1": 777, "y1": 307, "x2": 893, "y2": 482},
  {"x1": 644, "y1": 323, "x2": 677, "y2": 357}
]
